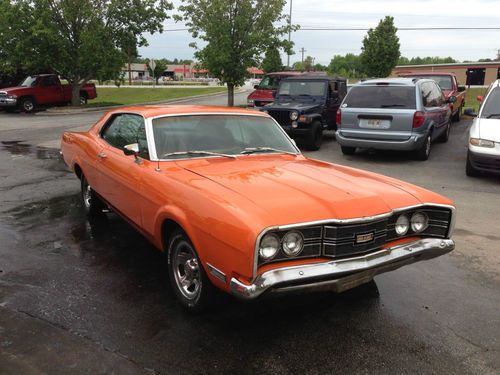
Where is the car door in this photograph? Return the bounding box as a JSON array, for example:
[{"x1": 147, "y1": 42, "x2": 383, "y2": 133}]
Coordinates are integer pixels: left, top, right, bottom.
[
  {"x1": 37, "y1": 76, "x2": 63, "y2": 104},
  {"x1": 421, "y1": 82, "x2": 446, "y2": 140},
  {"x1": 96, "y1": 113, "x2": 149, "y2": 226},
  {"x1": 325, "y1": 81, "x2": 341, "y2": 129},
  {"x1": 427, "y1": 82, "x2": 449, "y2": 139}
]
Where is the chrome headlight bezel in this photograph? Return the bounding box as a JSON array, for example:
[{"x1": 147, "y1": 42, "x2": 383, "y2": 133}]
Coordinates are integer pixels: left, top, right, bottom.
[
  {"x1": 395, "y1": 214, "x2": 410, "y2": 236},
  {"x1": 259, "y1": 233, "x2": 280, "y2": 260},
  {"x1": 411, "y1": 212, "x2": 429, "y2": 233},
  {"x1": 289, "y1": 111, "x2": 299, "y2": 121},
  {"x1": 282, "y1": 230, "x2": 304, "y2": 257}
]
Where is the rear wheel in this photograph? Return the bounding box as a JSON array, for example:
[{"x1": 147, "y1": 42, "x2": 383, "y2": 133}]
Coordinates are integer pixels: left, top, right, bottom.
[
  {"x1": 79, "y1": 93, "x2": 88, "y2": 105},
  {"x1": 415, "y1": 133, "x2": 431, "y2": 161},
  {"x1": 304, "y1": 121, "x2": 323, "y2": 151},
  {"x1": 341, "y1": 146, "x2": 356, "y2": 155},
  {"x1": 466, "y1": 151, "x2": 480, "y2": 177},
  {"x1": 437, "y1": 121, "x2": 451, "y2": 143},
  {"x1": 167, "y1": 229, "x2": 214, "y2": 312},
  {"x1": 20, "y1": 97, "x2": 36, "y2": 113},
  {"x1": 81, "y1": 175, "x2": 105, "y2": 216}
]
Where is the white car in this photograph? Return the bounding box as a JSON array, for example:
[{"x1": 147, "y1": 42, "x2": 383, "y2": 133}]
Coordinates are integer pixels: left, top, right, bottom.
[{"x1": 465, "y1": 79, "x2": 500, "y2": 176}]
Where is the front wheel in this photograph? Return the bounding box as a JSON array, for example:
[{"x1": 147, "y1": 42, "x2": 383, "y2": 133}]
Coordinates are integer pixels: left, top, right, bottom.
[
  {"x1": 451, "y1": 105, "x2": 462, "y2": 122},
  {"x1": 437, "y1": 122, "x2": 451, "y2": 143},
  {"x1": 465, "y1": 152, "x2": 480, "y2": 177},
  {"x1": 81, "y1": 175, "x2": 105, "y2": 216},
  {"x1": 79, "y1": 94, "x2": 88, "y2": 105},
  {"x1": 167, "y1": 229, "x2": 214, "y2": 312},
  {"x1": 20, "y1": 97, "x2": 36, "y2": 113},
  {"x1": 303, "y1": 121, "x2": 323, "y2": 151}
]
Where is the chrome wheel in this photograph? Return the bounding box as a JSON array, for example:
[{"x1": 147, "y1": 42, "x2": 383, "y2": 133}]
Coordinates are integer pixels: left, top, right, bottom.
[
  {"x1": 83, "y1": 183, "x2": 92, "y2": 209},
  {"x1": 425, "y1": 135, "x2": 431, "y2": 157},
  {"x1": 172, "y1": 242, "x2": 201, "y2": 300}
]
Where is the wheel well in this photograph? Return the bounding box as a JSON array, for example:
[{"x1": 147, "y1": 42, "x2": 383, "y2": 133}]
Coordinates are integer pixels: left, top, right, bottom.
[
  {"x1": 74, "y1": 163, "x2": 83, "y2": 180},
  {"x1": 19, "y1": 95, "x2": 36, "y2": 104},
  {"x1": 161, "y1": 219, "x2": 183, "y2": 252}
]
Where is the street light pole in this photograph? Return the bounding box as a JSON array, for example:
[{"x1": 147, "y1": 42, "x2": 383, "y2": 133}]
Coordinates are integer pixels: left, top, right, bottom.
[{"x1": 287, "y1": 0, "x2": 292, "y2": 68}]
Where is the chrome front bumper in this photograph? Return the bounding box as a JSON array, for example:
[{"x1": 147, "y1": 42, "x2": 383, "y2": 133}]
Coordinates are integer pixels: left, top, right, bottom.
[
  {"x1": 0, "y1": 97, "x2": 17, "y2": 107},
  {"x1": 230, "y1": 238, "x2": 454, "y2": 299}
]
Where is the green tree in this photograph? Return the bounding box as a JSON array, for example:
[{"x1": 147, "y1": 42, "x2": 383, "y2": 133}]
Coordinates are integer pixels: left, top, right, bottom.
[
  {"x1": 361, "y1": 16, "x2": 400, "y2": 77},
  {"x1": 0, "y1": 0, "x2": 172, "y2": 105},
  {"x1": 262, "y1": 48, "x2": 283, "y2": 73},
  {"x1": 147, "y1": 59, "x2": 168, "y2": 83},
  {"x1": 328, "y1": 53, "x2": 364, "y2": 78},
  {"x1": 398, "y1": 56, "x2": 458, "y2": 65},
  {"x1": 177, "y1": 0, "x2": 297, "y2": 106}
]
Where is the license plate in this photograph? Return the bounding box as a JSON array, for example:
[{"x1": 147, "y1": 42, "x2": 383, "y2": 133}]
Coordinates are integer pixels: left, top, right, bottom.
[{"x1": 359, "y1": 119, "x2": 391, "y2": 129}]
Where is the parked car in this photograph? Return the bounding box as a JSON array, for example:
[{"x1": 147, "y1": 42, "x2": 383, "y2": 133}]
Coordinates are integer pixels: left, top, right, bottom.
[
  {"x1": 464, "y1": 79, "x2": 500, "y2": 176},
  {"x1": 247, "y1": 71, "x2": 310, "y2": 109},
  {"x1": 262, "y1": 75, "x2": 347, "y2": 150},
  {"x1": 336, "y1": 78, "x2": 455, "y2": 160},
  {"x1": 399, "y1": 72, "x2": 466, "y2": 122},
  {"x1": 0, "y1": 74, "x2": 97, "y2": 113},
  {"x1": 61, "y1": 105, "x2": 456, "y2": 311}
]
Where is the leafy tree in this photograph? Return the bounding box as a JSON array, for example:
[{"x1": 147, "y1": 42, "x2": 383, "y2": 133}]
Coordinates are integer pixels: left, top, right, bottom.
[
  {"x1": 397, "y1": 56, "x2": 457, "y2": 65},
  {"x1": 361, "y1": 16, "x2": 400, "y2": 77},
  {"x1": 147, "y1": 59, "x2": 168, "y2": 83},
  {"x1": 0, "y1": 0, "x2": 172, "y2": 105},
  {"x1": 177, "y1": 0, "x2": 297, "y2": 106},
  {"x1": 262, "y1": 48, "x2": 283, "y2": 73},
  {"x1": 328, "y1": 53, "x2": 364, "y2": 78}
]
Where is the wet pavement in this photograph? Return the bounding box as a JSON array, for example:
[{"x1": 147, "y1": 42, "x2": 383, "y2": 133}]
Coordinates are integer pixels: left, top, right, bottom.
[{"x1": 0, "y1": 110, "x2": 499, "y2": 374}]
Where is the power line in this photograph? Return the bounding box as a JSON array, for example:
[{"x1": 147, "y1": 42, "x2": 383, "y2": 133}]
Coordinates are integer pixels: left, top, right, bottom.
[{"x1": 162, "y1": 26, "x2": 500, "y2": 32}]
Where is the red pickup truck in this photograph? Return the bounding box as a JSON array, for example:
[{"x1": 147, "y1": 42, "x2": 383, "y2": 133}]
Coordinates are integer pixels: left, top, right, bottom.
[
  {"x1": 0, "y1": 74, "x2": 97, "y2": 113},
  {"x1": 399, "y1": 72, "x2": 466, "y2": 122}
]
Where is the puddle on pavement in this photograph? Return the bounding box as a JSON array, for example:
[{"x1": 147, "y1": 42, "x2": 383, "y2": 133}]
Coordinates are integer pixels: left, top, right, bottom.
[{"x1": 1, "y1": 141, "x2": 61, "y2": 160}]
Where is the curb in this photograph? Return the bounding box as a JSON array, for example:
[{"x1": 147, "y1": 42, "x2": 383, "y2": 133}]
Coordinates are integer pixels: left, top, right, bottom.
[{"x1": 36, "y1": 88, "x2": 249, "y2": 116}]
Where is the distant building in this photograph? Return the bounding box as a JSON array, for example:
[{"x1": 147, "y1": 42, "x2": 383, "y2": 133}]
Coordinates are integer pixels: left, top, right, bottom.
[
  {"x1": 392, "y1": 62, "x2": 500, "y2": 86},
  {"x1": 122, "y1": 63, "x2": 150, "y2": 80}
]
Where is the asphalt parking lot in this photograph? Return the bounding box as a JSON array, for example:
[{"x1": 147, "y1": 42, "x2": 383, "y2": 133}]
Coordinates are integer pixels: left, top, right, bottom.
[{"x1": 0, "y1": 102, "x2": 499, "y2": 374}]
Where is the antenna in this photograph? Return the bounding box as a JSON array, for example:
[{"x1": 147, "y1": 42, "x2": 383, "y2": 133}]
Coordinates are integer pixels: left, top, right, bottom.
[{"x1": 155, "y1": 159, "x2": 161, "y2": 172}]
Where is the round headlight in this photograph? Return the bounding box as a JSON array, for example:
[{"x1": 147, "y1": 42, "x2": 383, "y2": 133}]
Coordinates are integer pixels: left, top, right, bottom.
[
  {"x1": 259, "y1": 233, "x2": 279, "y2": 260},
  {"x1": 290, "y1": 111, "x2": 299, "y2": 121},
  {"x1": 395, "y1": 214, "x2": 410, "y2": 236},
  {"x1": 282, "y1": 230, "x2": 304, "y2": 257},
  {"x1": 411, "y1": 212, "x2": 428, "y2": 233}
]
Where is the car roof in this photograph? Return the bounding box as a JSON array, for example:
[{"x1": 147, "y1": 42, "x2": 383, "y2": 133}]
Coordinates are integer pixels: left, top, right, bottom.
[
  {"x1": 356, "y1": 78, "x2": 420, "y2": 86},
  {"x1": 282, "y1": 75, "x2": 346, "y2": 82},
  {"x1": 266, "y1": 71, "x2": 308, "y2": 77},
  {"x1": 104, "y1": 105, "x2": 270, "y2": 119},
  {"x1": 399, "y1": 72, "x2": 454, "y2": 77}
]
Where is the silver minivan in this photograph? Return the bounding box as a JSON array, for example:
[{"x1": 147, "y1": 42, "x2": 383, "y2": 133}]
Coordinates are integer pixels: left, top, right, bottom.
[{"x1": 336, "y1": 78, "x2": 455, "y2": 160}]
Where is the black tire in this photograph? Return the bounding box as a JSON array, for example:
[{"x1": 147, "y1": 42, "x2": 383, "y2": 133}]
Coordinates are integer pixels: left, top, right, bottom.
[
  {"x1": 167, "y1": 229, "x2": 214, "y2": 312},
  {"x1": 20, "y1": 97, "x2": 36, "y2": 113},
  {"x1": 79, "y1": 93, "x2": 88, "y2": 105},
  {"x1": 81, "y1": 175, "x2": 105, "y2": 216},
  {"x1": 466, "y1": 151, "x2": 480, "y2": 177},
  {"x1": 437, "y1": 121, "x2": 451, "y2": 143},
  {"x1": 415, "y1": 133, "x2": 431, "y2": 161},
  {"x1": 451, "y1": 105, "x2": 462, "y2": 122},
  {"x1": 303, "y1": 121, "x2": 323, "y2": 151},
  {"x1": 341, "y1": 146, "x2": 356, "y2": 155}
]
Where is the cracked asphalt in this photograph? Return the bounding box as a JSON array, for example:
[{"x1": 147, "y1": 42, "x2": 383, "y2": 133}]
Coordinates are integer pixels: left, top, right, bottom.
[{"x1": 0, "y1": 96, "x2": 499, "y2": 374}]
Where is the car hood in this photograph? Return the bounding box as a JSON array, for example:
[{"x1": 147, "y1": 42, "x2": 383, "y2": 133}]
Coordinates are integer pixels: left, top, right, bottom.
[
  {"x1": 265, "y1": 101, "x2": 322, "y2": 113},
  {"x1": 175, "y1": 155, "x2": 442, "y2": 227},
  {"x1": 248, "y1": 89, "x2": 274, "y2": 100},
  {"x1": 0, "y1": 86, "x2": 30, "y2": 95},
  {"x1": 477, "y1": 118, "x2": 500, "y2": 142}
]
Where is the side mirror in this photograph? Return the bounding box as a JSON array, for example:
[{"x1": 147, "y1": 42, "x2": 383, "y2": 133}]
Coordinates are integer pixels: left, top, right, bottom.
[
  {"x1": 447, "y1": 95, "x2": 457, "y2": 104},
  {"x1": 123, "y1": 143, "x2": 139, "y2": 157},
  {"x1": 254, "y1": 85, "x2": 259, "y2": 89},
  {"x1": 476, "y1": 95, "x2": 483, "y2": 102},
  {"x1": 458, "y1": 85, "x2": 466, "y2": 92},
  {"x1": 463, "y1": 108, "x2": 477, "y2": 117}
]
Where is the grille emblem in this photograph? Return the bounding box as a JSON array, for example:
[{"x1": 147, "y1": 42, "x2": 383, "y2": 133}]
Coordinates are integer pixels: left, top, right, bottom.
[{"x1": 356, "y1": 232, "x2": 374, "y2": 244}]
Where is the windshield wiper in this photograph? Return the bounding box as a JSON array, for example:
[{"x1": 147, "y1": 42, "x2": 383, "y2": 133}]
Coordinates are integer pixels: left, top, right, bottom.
[
  {"x1": 486, "y1": 113, "x2": 500, "y2": 119},
  {"x1": 161, "y1": 150, "x2": 236, "y2": 159},
  {"x1": 380, "y1": 104, "x2": 406, "y2": 108},
  {"x1": 240, "y1": 147, "x2": 297, "y2": 156}
]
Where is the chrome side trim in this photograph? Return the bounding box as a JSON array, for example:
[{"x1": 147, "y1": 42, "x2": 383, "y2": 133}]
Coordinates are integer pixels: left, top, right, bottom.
[
  {"x1": 233, "y1": 238, "x2": 454, "y2": 299},
  {"x1": 252, "y1": 203, "x2": 455, "y2": 278},
  {"x1": 206, "y1": 263, "x2": 227, "y2": 283}
]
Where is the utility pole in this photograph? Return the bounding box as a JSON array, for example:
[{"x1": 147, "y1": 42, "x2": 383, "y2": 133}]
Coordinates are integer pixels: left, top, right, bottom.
[
  {"x1": 300, "y1": 47, "x2": 306, "y2": 66},
  {"x1": 497, "y1": 49, "x2": 500, "y2": 61},
  {"x1": 287, "y1": 0, "x2": 292, "y2": 68}
]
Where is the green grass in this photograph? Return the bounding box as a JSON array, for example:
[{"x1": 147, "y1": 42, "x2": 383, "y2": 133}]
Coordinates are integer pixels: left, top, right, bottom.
[
  {"x1": 86, "y1": 87, "x2": 227, "y2": 107},
  {"x1": 464, "y1": 87, "x2": 488, "y2": 112}
]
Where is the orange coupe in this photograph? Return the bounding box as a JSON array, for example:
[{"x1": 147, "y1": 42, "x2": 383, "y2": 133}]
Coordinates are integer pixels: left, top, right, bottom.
[{"x1": 61, "y1": 105, "x2": 455, "y2": 311}]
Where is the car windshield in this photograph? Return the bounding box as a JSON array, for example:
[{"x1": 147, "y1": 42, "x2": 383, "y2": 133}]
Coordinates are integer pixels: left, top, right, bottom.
[
  {"x1": 278, "y1": 81, "x2": 326, "y2": 97},
  {"x1": 258, "y1": 75, "x2": 281, "y2": 90},
  {"x1": 405, "y1": 75, "x2": 453, "y2": 91},
  {"x1": 152, "y1": 115, "x2": 298, "y2": 159},
  {"x1": 480, "y1": 87, "x2": 500, "y2": 119},
  {"x1": 19, "y1": 76, "x2": 38, "y2": 87},
  {"x1": 343, "y1": 85, "x2": 417, "y2": 109}
]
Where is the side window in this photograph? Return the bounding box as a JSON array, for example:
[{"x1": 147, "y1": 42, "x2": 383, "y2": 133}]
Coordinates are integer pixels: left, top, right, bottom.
[
  {"x1": 422, "y1": 82, "x2": 441, "y2": 107},
  {"x1": 40, "y1": 76, "x2": 58, "y2": 87},
  {"x1": 421, "y1": 83, "x2": 432, "y2": 107},
  {"x1": 102, "y1": 114, "x2": 149, "y2": 158},
  {"x1": 432, "y1": 83, "x2": 445, "y2": 106}
]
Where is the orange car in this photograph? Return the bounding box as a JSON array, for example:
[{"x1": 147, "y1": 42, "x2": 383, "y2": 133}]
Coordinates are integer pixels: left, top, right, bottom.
[{"x1": 61, "y1": 105, "x2": 455, "y2": 311}]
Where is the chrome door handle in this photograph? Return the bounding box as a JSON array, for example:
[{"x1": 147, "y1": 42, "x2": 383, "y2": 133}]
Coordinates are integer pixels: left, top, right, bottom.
[{"x1": 98, "y1": 152, "x2": 107, "y2": 159}]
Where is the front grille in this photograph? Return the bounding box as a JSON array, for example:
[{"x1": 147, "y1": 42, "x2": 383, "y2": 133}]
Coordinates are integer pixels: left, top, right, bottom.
[
  {"x1": 268, "y1": 110, "x2": 292, "y2": 127},
  {"x1": 257, "y1": 206, "x2": 452, "y2": 267},
  {"x1": 0, "y1": 92, "x2": 7, "y2": 98},
  {"x1": 255, "y1": 100, "x2": 272, "y2": 107}
]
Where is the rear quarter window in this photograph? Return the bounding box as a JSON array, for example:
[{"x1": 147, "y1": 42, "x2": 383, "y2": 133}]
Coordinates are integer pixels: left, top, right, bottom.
[{"x1": 343, "y1": 86, "x2": 416, "y2": 109}]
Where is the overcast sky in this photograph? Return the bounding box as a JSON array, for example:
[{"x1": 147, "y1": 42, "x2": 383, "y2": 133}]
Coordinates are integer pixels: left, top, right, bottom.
[{"x1": 138, "y1": 0, "x2": 500, "y2": 65}]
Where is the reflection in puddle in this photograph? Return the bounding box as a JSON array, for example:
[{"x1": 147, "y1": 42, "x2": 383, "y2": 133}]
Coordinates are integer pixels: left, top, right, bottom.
[{"x1": 1, "y1": 140, "x2": 61, "y2": 160}]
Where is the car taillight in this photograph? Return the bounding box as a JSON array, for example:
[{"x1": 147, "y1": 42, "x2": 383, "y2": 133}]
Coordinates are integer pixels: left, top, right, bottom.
[
  {"x1": 336, "y1": 109, "x2": 341, "y2": 127},
  {"x1": 413, "y1": 111, "x2": 425, "y2": 128}
]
